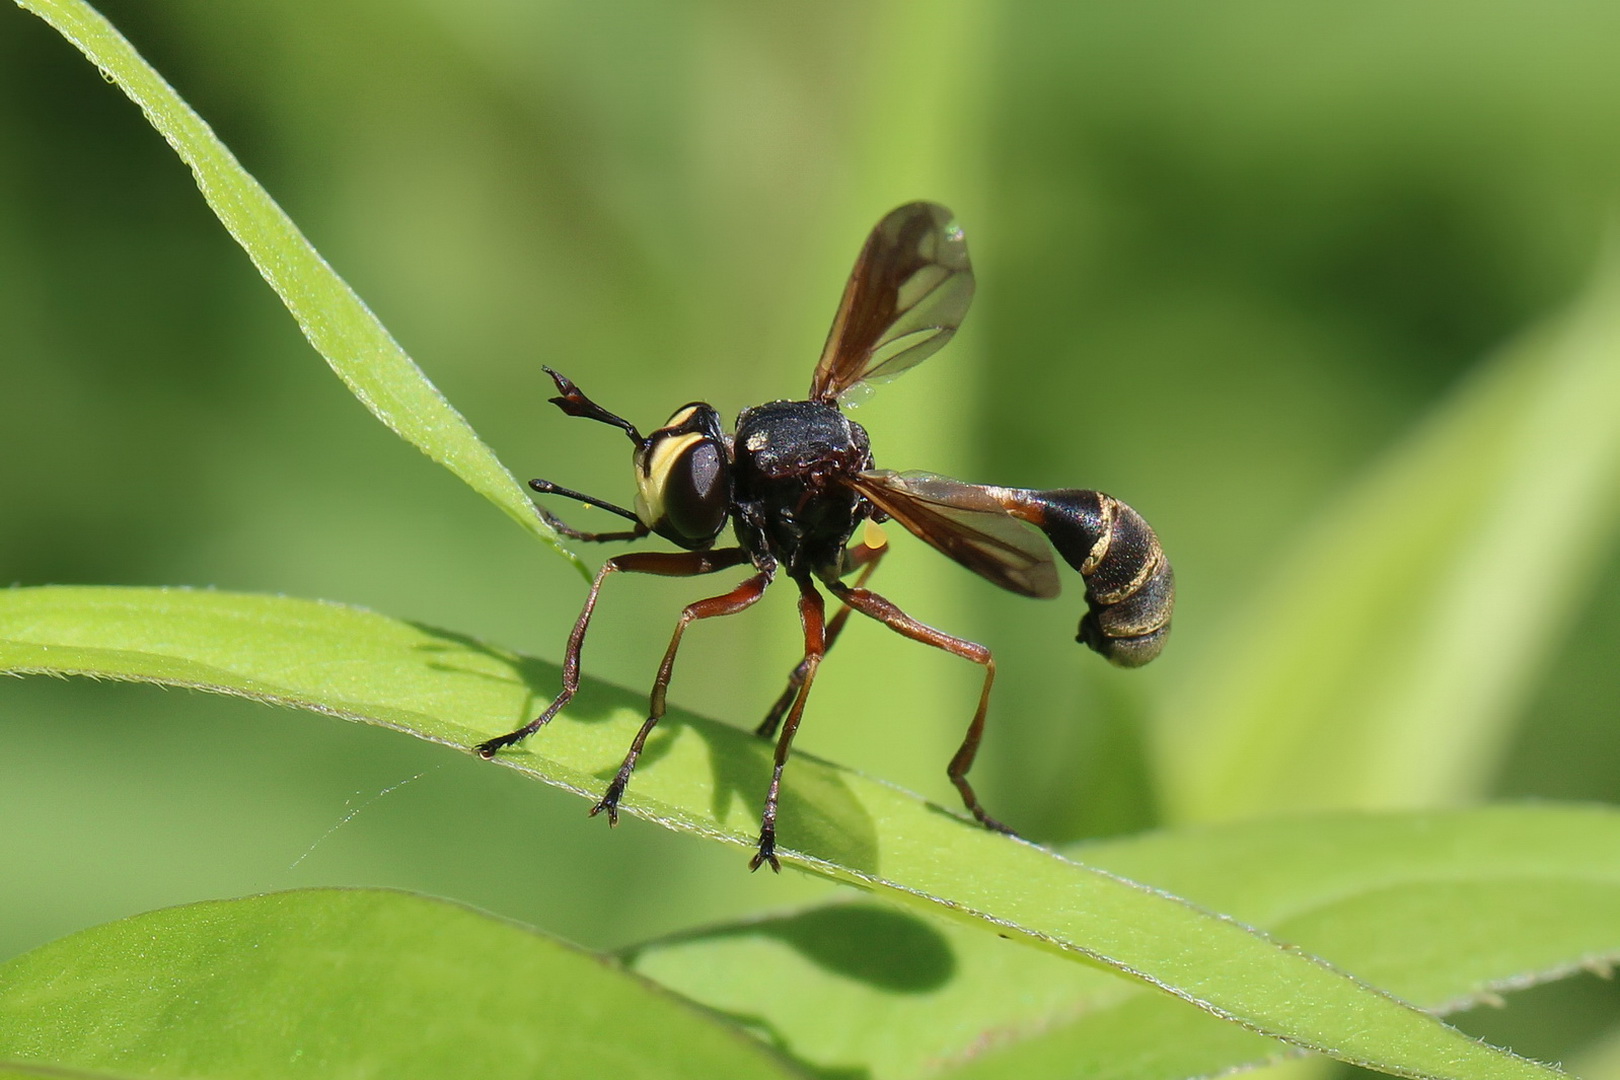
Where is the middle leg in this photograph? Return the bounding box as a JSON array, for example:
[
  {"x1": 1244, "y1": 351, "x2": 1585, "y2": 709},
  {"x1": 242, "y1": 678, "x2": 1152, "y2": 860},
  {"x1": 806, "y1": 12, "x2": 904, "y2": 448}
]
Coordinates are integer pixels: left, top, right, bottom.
[
  {"x1": 750, "y1": 577, "x2": 828, "y2": 873},
  {"x1": 756, "y1": 534, "x2": 887, "y2": 738}
]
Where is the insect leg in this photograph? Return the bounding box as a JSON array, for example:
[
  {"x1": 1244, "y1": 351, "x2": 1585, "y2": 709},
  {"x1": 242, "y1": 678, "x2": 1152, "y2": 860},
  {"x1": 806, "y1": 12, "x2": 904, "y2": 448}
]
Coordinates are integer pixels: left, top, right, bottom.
[
  {"x1": 826, "y1": 581, "x2": 1011, "y2": 835},
  {"x1": 751, "y1": 576, "x2": 828, "y2": 872},
  {"x1": 592, "y1": 566, "x2": 775, "y2": 825},
  {"x1": 473, "y1": 547, "x2": 750, "y2": 758},
  {"x1": 755, "y1": 538, "x2": 887, "y2": 738}
]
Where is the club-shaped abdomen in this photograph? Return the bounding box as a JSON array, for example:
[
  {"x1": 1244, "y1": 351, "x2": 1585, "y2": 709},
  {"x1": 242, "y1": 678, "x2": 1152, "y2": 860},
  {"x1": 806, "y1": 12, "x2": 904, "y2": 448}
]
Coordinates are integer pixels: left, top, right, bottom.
[{"x1": 1022, "y1": 489, "x2": 1174, "y2": 667}]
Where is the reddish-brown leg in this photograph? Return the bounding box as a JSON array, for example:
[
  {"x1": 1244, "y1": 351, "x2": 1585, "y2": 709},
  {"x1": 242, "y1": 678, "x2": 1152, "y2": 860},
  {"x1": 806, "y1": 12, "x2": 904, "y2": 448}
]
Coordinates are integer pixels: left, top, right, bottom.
[
  {"x1": 592, "y1": 567, "x2": 776, "y2": 823},
  {"x1": 756, "y1": 541, "x2": 886, "y2": 738},
  {"x1": 474, "y1": 548, "x2": 750, "y2": 758},
  {"x1": 826, "y1": 581, "x2": 1011, "y2": 835},
  {"x1": 750, "y1": 577, "x2": 828, "y2": 873}
]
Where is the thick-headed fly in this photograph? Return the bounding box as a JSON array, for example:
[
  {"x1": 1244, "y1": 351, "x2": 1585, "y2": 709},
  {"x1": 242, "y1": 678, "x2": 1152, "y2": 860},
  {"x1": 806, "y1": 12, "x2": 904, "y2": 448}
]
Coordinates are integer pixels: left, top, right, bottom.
[{"x1": 476, "y1": 202, "x2": 1174, "y2": 870}]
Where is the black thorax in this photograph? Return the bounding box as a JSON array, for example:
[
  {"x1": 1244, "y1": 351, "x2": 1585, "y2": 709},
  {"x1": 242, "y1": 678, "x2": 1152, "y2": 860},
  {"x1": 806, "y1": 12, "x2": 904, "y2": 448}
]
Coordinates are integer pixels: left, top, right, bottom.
[{"x1": 730, "y1": 399, "x2": 873, "y2": 578}]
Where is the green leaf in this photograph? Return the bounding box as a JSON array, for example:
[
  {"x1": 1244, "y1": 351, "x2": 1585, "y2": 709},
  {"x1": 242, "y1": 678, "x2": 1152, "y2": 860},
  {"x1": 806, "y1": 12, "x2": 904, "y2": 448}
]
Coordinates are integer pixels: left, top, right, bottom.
[
  {"x1": 0, "y1": 586, "x2": 1568, "y2": 1080},
  {"x1": 1157, "y1": 253, "x2": 1620, "y2": 821},
  {"x1": 0, "y1": 889, "x2": 806, "y2": 1080},
  {"x1": 1571, "y1": 1026, "x2": 1620, "y2": 1080},
  {"x1": 627, "y1": 805, "x2": 1620, "y2": 1079},
  {"x1": 0, "y1": 1065, "x2": 139, "y2": 1080},
  {"x1": 12, "y1": 0, "x2": 585, "y2": 577}
]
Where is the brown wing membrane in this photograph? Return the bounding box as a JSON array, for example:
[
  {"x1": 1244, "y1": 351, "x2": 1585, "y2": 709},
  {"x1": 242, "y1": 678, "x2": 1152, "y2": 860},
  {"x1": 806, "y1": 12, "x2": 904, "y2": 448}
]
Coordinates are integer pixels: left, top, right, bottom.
[
  {"x1": 809, "y1": 202, "x2": 975, "y2": 402},
  {"x1": 849, "y1": 471, "x2": 1060, "y2": 599}
]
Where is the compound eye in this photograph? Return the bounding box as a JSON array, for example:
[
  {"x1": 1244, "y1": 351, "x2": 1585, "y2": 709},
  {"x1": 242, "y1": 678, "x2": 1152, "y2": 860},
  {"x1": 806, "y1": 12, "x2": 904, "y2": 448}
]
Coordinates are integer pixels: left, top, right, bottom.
[{"x1": 634, "y1": 421, "x2": 730, "y2": 548}]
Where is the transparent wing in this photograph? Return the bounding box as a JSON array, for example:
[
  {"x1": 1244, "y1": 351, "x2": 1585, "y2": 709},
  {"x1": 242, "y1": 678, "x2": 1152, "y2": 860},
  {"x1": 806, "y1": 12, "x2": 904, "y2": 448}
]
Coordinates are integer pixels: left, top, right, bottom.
[
  {"x1": 848, "y1": 470, "x2": 1059, "y2": 598},
  {"x1": 808, "y1": 202, "x2": 975, "y2": 402}
]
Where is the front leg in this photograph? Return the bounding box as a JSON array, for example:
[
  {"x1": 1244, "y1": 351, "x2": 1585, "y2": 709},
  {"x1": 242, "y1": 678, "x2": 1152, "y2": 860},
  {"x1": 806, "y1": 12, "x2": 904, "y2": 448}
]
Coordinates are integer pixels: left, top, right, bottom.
[
  {"x1": 474, "y1": 547, "x2": 749, "y2": 758},
  {"x1": 592, "y1": 565, "x2": 775, "y2": 824}
]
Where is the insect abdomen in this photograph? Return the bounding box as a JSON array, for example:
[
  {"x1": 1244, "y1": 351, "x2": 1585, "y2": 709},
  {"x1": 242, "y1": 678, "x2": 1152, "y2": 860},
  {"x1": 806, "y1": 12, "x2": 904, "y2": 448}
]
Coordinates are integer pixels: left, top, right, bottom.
[{"x1": 1018, "y1": 489, "x2": 1174, "y2": 667}]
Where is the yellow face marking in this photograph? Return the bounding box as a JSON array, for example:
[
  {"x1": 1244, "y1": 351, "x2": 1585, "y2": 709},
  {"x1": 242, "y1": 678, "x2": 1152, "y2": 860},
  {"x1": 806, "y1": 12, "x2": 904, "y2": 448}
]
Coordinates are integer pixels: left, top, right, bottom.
[
  {"x1": 664, "y1": 405, "x2": 701, "y2": 429},
  {"x1": 634, "y1": 431, "x2": 705, "y2": 526}
]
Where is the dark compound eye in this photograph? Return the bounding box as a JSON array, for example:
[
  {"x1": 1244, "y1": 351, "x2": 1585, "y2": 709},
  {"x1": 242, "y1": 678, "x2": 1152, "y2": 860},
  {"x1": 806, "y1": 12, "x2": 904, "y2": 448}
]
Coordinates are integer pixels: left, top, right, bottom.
[
  {"x1": 661, "y1": 437, "x2": 728, "y2": 541},
  {"x1": 633, "y1": 409, "x2": 730, "y2": 548}
]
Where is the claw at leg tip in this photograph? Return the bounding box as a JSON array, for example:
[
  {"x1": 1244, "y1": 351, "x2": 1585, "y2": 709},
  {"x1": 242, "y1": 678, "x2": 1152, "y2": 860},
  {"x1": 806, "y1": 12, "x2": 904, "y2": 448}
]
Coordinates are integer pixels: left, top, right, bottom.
[
  {"x1": 748, "y1": 844, "x2": 781, "y2": 873},
  {"x1": 588, "y1": 798, "x2": 621, "y2": 826}
]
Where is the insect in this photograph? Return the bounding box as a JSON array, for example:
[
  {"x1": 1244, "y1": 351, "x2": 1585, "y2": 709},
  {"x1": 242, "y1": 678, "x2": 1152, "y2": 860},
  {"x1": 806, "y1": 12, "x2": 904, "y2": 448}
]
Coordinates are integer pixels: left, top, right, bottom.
[{"x1": 476, "y1": 202, "x2": 1174, "y2": 871}]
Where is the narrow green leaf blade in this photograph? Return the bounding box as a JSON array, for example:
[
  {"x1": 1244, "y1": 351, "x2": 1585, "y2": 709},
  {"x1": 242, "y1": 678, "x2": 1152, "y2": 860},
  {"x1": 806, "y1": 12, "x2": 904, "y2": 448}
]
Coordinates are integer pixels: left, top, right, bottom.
[
  {"x1": 0, "y1": 889, "x2": 807, "y2": 1080},
  {"x1": 0, "y1": 1065, "x2": 141, "y2": 1080},
  {"x1": 628, "y1": 806, "x2": 1620, "y2": 1079},
  {"x1": 1158, "y1": 256, "x2": 1620, "y2": 821},
  {"x1": 0, "y1": 585, "x2": 1567, "y2": 1080},
  {"x1": 13, "y1": 0, "x2": 583, "y2": 575}
]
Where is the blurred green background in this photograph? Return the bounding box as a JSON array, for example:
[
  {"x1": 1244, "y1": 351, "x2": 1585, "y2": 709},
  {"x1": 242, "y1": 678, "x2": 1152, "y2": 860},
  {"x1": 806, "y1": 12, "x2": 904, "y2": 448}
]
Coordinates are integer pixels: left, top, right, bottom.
[{"x1": 4, "y1": 0, "x2": 1620, "y2": 1070}]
